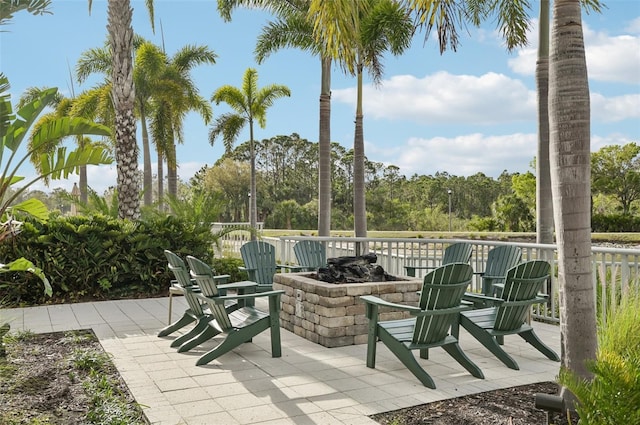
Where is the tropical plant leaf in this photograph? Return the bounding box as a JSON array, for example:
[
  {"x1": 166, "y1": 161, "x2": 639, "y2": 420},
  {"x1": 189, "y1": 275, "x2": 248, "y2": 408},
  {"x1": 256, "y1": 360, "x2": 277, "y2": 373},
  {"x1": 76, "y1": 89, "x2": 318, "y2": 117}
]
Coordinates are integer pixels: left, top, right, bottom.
[
  {"x1": 0, "y1": 257, "x2": 51, "y2": 296},
  {"x1": 11, "y1": 198, "x2": 48, "y2": 221}
]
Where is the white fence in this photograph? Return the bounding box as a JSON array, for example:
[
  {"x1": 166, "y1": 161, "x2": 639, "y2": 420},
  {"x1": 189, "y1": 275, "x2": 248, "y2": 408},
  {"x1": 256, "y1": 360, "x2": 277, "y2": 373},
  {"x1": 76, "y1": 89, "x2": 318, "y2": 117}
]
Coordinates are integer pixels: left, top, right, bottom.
[{"x1": 216, "y1": 230, "x2": 640, "y2": 325}]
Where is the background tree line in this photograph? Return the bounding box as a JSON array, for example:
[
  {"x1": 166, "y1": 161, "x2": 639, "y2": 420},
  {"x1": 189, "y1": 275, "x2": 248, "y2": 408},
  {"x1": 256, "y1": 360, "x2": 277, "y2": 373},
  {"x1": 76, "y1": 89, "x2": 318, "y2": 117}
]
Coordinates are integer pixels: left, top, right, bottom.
[{"x1": 183, "y1": 134, "x2": 639, "y2": 232}]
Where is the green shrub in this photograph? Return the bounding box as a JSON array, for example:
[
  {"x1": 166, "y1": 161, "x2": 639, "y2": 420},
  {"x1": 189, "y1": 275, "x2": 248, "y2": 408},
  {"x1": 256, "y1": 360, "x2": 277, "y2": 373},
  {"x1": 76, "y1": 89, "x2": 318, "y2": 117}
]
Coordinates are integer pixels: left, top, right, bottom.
[
  {"x1": 592, "y1": 214, "x2": 640, "y2": 232},
  {"x1": 212, "y1": 257, "x2": 248, "y2": 282},
  {"x1": 0, "y1": 214, "x2": 218, "y2": 306},
  {"x1": 558, "y1": 293, "x2": 640, "y2": 424}
]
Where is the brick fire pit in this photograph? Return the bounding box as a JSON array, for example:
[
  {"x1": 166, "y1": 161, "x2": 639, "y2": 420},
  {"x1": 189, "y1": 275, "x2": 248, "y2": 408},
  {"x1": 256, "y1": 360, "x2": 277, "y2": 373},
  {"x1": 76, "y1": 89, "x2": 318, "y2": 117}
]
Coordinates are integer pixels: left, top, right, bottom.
[{"x1": 273, "y1": 272, "x2": 422, "y2": 347}]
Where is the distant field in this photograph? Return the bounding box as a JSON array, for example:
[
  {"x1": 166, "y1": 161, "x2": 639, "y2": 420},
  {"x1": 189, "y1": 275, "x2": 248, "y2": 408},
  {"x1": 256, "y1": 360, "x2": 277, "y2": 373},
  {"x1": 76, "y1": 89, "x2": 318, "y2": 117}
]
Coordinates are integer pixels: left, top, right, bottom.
[{"x1": 261, "y1": 230, "x2": 640, "y2": 244}]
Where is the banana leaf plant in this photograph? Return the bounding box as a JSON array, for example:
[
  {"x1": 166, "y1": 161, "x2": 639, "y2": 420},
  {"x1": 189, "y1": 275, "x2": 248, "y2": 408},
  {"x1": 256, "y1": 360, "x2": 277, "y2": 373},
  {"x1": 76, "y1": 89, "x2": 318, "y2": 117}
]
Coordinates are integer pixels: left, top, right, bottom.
[{"x1": 0, "y1": 73, "x2": 113, "y2": 296}]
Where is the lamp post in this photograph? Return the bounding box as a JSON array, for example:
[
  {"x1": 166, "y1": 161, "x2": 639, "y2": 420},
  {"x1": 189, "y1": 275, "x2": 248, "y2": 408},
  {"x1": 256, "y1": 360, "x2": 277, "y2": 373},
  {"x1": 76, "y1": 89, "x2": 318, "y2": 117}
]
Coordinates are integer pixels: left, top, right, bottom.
[
  {"x1": 247, "y1": 192, "x2": 251, "y2": 223},
  {"x1": 447, "y1": 189, "x2": 452, "y2": 232}
]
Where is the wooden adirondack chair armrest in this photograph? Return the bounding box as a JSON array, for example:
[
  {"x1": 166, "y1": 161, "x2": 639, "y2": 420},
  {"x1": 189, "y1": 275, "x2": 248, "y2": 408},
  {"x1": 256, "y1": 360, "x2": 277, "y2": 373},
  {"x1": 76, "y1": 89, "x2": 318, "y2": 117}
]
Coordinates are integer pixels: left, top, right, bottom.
[
  {"x1": 217, "y1": 280, "x2": 257, "y2": 291},
  {"x1": 502, "y1": 296, "x2": 549, "y2": 308},
  {"x1": 238, "y1": 266, "x2": 255, "y2": 273},
  {"x1": 212, "y1": 274, "x2": 231, "y2": 284},
  {"x1": 360, "y1": 295, "x2": 421, "y2": 313},
  {"x1": 462, "y1": 292, "x2": 504, "y2": 304},
  {"x1": 195, "y1": 290, "x2": 284, "y2": 304},
  {"x1": 410, "y1": 304, "x2": 470, "y2": 317},
  {"x1": 281, "y1": 264, "x2": 306, "y2": 272}
]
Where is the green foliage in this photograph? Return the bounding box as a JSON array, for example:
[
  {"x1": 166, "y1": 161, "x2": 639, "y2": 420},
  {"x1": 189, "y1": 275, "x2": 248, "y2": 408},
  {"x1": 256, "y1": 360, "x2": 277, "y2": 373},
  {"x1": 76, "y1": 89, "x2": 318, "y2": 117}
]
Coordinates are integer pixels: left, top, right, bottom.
[
  {"x1": 0, "y1": 74, "x2": 112, "y2": 295},
  {"x1": 0, "y1": 214, "x2": 217, "y2": 306},
  {"x1": 558, "y1": 293, "x2": 640, "y2": 424},
  {"x1": 212, "y1": 257, "x2": 248, "y2": 282},
  {"x1": 592, "y1": 214, "x2": 640, "y2": 232},
  {"x1": 591, "y1": 142, "x2": 640, "y2": 215}
]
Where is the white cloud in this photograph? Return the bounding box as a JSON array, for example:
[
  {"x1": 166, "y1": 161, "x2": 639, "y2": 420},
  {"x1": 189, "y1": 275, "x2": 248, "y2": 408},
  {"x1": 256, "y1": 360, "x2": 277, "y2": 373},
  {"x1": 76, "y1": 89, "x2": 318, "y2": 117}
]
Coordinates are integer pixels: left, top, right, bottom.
[
  {"x1": 333, "y1": 72, "x2": 536, "y2": 125},
  {"x1": 508, "y1": 20, "x2": 640, "y2": 85},
  {"x1": 591, "y1": 92, "x2": 640, "y2": 122},
  {"x1": 378, "y1": 133, "x2": 538, "y2": 178}
]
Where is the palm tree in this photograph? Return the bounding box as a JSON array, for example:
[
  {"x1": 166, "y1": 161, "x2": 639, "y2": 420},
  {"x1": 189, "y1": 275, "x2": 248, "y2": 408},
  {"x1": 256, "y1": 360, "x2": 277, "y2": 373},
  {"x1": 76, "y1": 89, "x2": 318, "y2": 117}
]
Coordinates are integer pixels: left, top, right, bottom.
[
  {"x1": 383, "y1": 0, "x2": 603, "y2": 406},
  {"x1": 0, "y1": 0, "x2": 51, "y2": 26},
  {"x1": 218, "y1": 0, "x2": 334, "y2": 236},
  {"x1": 17, "y1": 87, "x2": 109, "y2": 204},
  {"x1": 209, "y1": 67, "x2": 290, "y2": 236},
  {"x1": 536, "y1": 0, "x2": 553, "y2": 245},
  {"x1": 309, "y1": 0, "x2": 414, "y2": 238},
  {"x1": 149, "y1": 45, "x2": 216, "y2": 202},
  {"x1": 548, "y1": 0, "x2": 600, "y2": 389},
  {"x1": 87, "y1": 0, "x2": 156, "y2": 219}
]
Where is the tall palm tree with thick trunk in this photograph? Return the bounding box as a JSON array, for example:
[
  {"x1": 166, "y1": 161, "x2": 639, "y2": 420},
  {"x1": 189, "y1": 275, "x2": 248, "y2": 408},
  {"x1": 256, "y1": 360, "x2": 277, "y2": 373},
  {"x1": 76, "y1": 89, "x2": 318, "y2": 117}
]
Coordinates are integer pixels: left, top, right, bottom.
[
  {"x1": 88, "y1": 0, "x2": 156, "y2": 219},
  {"x1": 549, "y1": 0, "x2": 599, "y2": 386},
  {"x1": 209, "y1": 67, "x2": 290, "y2": 237},
  {"x1": 106, "y1": 0, "x2": 139, "y2": 219},
  {"x1": 309, "y1": 0, "x2": 413, "y2": 238},
  {"x1": 536, "y1": 0, "x2": 554, "y2": 245},
  {"x1": 218, "y1": 0, "x2": 334, "y2": 236}
]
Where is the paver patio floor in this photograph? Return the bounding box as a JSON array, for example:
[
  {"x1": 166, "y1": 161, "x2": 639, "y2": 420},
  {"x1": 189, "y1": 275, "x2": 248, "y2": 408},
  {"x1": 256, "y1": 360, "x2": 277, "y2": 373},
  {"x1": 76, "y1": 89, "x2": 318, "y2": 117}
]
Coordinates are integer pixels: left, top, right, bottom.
[{"x1": 2, "y1": 297, "x2": 561, "y2": 425}]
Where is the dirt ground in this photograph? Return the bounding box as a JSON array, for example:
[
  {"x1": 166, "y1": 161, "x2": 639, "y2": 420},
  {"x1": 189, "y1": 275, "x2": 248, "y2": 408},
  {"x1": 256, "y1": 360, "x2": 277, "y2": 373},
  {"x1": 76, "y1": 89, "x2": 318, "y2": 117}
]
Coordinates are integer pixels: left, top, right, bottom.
[
  {"x1": 1, "y1": 330, "x2": 576, "y2": 425},
  {"x1": 0, "y1": 329, "x2": 147, "y2": 425},
  {"x1": 371, "y1": 381, "x2": 578, "y2": 425}
]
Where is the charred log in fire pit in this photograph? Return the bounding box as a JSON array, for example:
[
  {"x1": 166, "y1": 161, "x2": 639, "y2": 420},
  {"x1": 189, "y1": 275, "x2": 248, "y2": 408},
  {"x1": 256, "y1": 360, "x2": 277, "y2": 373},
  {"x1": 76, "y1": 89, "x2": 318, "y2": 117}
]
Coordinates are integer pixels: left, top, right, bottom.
[{"x1": 316, "y1": 253, "x2": 397, "y2": 283}]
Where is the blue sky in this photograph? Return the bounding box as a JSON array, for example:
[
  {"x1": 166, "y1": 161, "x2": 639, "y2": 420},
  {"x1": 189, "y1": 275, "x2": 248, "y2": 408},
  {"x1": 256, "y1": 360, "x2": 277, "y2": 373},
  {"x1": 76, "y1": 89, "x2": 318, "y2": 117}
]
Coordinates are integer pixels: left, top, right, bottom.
[{"x1": 1, "y1": 0, "x2": 639, "y2": 195}]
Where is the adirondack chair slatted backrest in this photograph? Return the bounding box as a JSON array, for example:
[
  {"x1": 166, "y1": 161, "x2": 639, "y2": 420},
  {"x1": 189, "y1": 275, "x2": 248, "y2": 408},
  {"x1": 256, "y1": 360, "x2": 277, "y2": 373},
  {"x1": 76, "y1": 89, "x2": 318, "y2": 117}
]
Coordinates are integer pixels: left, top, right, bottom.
[
  {"x1": 240, "y1": 241, "x2": 278, "y2": 286},
  {"x1": 494, "y1": 260, "x2": 551, "y2": 331},
  {"x1": 164, "y1": 250, "x2": 195, "y2": 288},
  {"x1": 483, "y1": 245, "x2": 522, "y2": 288},
  {"x1": 293, "y1": 240, "x2": 327, "y2": 270},
  {"x1": 414, "y1": 263, "x2": 473, "y2": 345},
  {"x1": 441, "y1": 242, "x2": 473, "y2": 265},
  {"x1": 186, "y1": 256, "x2": 233, "y2": 330},
  {"x1": 168, "y1": 263, "x2": 204, "y2": 316},
  {"x1": 481, "y1": 245, "x2": 522, "y2": 294}
]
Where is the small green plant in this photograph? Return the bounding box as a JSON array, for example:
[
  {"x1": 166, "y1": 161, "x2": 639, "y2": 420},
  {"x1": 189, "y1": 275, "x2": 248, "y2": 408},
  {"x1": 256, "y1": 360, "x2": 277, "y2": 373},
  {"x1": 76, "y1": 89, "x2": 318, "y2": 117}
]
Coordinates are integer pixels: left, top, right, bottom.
[
  {"x1": 71, "y1": 348, "x2": 112, "y2": 371},
  {"x1": 558, "y1": 292, "x2": 640, "y2": 424}
]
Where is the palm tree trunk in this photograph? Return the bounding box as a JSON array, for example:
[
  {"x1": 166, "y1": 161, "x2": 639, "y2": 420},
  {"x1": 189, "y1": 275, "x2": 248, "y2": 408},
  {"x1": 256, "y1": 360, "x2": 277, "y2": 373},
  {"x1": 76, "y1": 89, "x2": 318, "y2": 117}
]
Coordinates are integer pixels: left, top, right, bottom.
[
  {"x1": 353, "y1": 63, "x2": 367, "y2": 240},
  {"x1": 549, "y1": 0, "x2": 597, "y2": 385},
  {"x1": 140, "y1": 109, "x2": 152, "y2": 206},
  {"x1": 108, "y1": 0, "x2": 140, "y2": 220},
  {"x1": 249, "y1": 120, "x2": 257, "y2": 240},
  {"x1": 79, "y1": 165, "x2": 88, "y2": 204},
  {"x1": 318, "y1": 56, "x2": 332, "y2": 236},
  {"x1": 167, "y1": 142, "x2": 178, "y2": 199},
  {"x1": 536, "y1": 0, "x2": 554, "y2": 245},
  {"x1": 157, "y1": 149, "x2": 165, "y2": 212}
]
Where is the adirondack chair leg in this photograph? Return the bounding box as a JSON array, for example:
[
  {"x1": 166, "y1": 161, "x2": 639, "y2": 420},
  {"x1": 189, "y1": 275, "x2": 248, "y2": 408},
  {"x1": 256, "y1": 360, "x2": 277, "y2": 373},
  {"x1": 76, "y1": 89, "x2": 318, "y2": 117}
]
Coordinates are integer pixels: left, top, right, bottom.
[
  {"x1": 158, "y1": 313, "x2": 195, "y2": 337},
  {"x1": 269, "y1": 296, "x2": 282, "y2": 358},
  {"x1": 442, "y1": 342, "x2": 485, "y2": 379},
  {"x1": 378, "y1": 328, "x2": 436, "y2": 389},
  {"x1": 519, "y1": 329, "x2": 560, "y2": 361},
  {"x1": 365, "y1": 304, "x2": 379, "y2": 368},
  {"x1": 419, "y1": 348, "x2": 428, "y2": 360},
  {"x1": 177, "y1": 326, "x2": 220, "y2": 353},
  {"x1": 460, "y1": 316, "x2": 520, "y2": 370},
  {"x1": 170, "y1": 318, "x2": 209, "y2": 348},
  {"x1": 196, "y1": 323, "x2": 269, "y2": 366}
]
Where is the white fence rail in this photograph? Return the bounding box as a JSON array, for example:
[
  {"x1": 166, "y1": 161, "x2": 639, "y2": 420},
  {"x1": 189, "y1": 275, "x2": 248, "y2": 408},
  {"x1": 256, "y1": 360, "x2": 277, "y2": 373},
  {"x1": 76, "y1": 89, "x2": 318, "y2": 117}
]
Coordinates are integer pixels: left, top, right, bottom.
[{"x1": 216, "y1": 230, "x2": 640, "y2": 325}]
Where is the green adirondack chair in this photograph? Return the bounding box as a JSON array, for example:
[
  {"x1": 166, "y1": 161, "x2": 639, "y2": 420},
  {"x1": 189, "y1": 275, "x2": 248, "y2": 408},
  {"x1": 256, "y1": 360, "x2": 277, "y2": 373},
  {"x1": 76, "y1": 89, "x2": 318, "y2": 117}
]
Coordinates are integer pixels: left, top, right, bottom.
[
  {"x1": 293, "y1": 240, "x2": 327, "y2": 271},
  {"x1": 239, "y1": 240, "x2": 284, "y2": 292},
  {"x1": 158, "y1": 250, "x2": 203, "y2": 337},
  {"x1": 159, "y1": 251, "x2": 252, "y2": 352},
  {"x1": 404, "y1": 242, "x2": 473, "y2": 277},
  {"x1": 463, "y1": 245, "x2": 522, "y2": 307},
  {"x1": 456, "y1": 260, "x2": 560, "y2": 370},
  {"x1": 361, "y1": 263, "x2": 484, "y2": 388},
  {"x1": 187, "y1": 255, "x2": 284, "y2": 366}
]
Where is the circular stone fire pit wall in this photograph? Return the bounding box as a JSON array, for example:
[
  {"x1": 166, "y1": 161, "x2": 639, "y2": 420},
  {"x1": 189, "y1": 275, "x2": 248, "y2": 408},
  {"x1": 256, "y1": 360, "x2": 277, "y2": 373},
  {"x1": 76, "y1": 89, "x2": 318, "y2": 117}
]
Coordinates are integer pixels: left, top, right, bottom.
[{"x1": 273, "y1": 272, "x2": 423, "y2": 347}]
